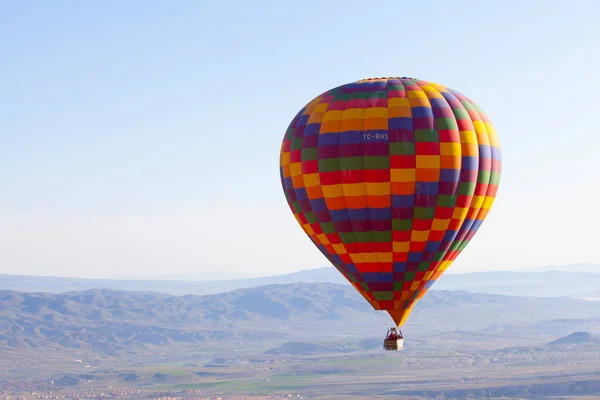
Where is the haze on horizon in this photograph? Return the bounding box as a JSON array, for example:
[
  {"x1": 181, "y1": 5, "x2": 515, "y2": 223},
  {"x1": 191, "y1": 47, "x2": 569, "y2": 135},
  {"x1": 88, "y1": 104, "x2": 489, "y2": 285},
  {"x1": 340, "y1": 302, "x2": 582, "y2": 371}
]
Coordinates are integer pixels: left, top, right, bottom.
[{"x1": 1, "y1": 0, "x2": 598, "y2": 280}]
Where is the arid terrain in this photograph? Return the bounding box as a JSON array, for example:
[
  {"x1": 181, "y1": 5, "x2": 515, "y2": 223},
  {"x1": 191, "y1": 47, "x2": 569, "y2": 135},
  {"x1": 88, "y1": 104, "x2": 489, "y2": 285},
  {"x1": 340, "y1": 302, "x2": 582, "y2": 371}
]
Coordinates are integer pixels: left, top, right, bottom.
[{"x1": 2, "y1": 270, "x2": 600, "y2": 399}]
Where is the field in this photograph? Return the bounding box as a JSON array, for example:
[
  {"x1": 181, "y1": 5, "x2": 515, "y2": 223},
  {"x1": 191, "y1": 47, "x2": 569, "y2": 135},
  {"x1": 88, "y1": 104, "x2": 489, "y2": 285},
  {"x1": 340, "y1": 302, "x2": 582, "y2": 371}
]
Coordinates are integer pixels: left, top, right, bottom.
[{"x1": 4, "y1": 339, "x2": 600, "y2": 400}]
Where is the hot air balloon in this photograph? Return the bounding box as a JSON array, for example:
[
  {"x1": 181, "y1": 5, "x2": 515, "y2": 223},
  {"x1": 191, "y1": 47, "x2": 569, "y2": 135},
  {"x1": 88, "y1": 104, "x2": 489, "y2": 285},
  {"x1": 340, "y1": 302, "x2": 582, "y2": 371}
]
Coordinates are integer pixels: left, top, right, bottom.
[{"x1": 279, "y1": 77, "x2": 501, "y2": 351}]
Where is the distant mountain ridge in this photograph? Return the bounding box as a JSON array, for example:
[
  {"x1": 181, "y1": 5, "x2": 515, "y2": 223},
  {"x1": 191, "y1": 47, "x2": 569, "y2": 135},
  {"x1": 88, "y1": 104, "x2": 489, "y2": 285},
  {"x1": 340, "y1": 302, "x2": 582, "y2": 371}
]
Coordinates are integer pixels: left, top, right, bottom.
[
  {"x1": 2, "y1": 282, "x2": 600, "y2": 354},
  {"x1": 0, "y1": 268, "x2": 347, "y2": 296},
  {"x1": 1, "y1": 263, "x2": 599, "y2": 298}
]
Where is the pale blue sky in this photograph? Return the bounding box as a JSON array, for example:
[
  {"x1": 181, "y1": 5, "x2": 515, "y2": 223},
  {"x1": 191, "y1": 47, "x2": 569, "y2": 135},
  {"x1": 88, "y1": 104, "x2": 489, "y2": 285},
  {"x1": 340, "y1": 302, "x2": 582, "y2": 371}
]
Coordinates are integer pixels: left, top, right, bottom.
[{"x1": 1, "y1": 0, "x2": 598, "y2": 279}]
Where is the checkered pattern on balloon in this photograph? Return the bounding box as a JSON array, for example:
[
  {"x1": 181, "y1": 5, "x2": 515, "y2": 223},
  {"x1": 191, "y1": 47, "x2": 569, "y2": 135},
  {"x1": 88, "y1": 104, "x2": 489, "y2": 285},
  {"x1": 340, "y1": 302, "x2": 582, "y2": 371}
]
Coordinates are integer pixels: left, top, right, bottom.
[{"x1": 280, "y1": 77, "x2": 501, "y2": 327}]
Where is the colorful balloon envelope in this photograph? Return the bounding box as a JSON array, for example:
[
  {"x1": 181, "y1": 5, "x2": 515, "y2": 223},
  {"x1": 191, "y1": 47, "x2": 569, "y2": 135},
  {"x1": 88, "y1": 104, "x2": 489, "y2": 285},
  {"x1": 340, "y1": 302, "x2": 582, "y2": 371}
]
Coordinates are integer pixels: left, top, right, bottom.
[{"x1": 279, "y1": 77, "x2": 501, "y2": 328}]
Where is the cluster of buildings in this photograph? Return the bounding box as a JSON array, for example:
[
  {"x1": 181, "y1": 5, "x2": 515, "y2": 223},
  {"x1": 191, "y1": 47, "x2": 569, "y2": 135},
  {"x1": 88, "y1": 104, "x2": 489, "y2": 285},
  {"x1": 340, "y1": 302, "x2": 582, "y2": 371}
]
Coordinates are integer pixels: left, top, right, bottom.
[
  {"x1": 2, "y1": 391, "x2": 302, "y2": 400},
  {"x1": 34, "y1": 389, "x2": 141, "y2": 399},
  {"x1": 153, "y1": 396, "x2": 302, "y2": 400}
]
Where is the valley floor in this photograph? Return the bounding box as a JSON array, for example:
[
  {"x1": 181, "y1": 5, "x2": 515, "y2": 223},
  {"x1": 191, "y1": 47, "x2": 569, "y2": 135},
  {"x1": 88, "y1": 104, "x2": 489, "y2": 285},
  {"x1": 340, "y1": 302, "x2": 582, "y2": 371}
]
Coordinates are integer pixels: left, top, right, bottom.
[{"x1": 3, "y1": 343, "x2": 600, "y2": 400}]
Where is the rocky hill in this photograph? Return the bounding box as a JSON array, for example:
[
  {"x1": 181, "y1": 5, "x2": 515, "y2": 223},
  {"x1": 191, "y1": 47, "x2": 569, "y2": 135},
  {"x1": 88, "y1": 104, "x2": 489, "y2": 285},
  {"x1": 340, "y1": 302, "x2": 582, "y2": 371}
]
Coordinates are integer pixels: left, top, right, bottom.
[
  {"x1": 2, "y1": 283, "x2": 600, "y2": 354},
  {"x1": 548, "y1": 331, "x2": 600, "y2": 346}
]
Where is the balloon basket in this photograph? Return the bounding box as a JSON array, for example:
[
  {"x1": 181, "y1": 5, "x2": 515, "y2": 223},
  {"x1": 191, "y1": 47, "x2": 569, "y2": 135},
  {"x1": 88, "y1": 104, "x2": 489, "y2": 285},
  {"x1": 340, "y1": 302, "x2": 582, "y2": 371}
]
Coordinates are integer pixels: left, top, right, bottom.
[
  {"x1": 383, "y1": 327, "x2": 404, "y2": 351},
  {"x1": 383, "y1": 337, "x2": 404, "y2": 351}
]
